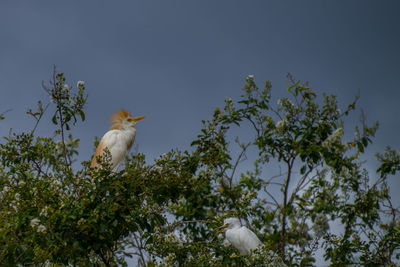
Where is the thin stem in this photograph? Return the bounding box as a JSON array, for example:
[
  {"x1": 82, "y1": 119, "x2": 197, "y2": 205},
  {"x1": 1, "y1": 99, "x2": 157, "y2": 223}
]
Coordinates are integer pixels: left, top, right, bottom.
[
  {"x1": 280, "y1": 158, "x2": 294, "y2": 257},
  {"x1": 132, "y1": 231, "x2": 147, "y2": 266},
  {"x1": 228, "y1": 142, "x2": 250, "y2": 187},
  {"x1": 245, "y1": 116, "x2": 260, "y2": 137},
  {"x1": 31, "y1": 103, "x2": 50, "y2": 135},
  {"x1": 265, "y1": 190, "x2": 279, "y2": 207},
  {"x1": 288, "y1": 167, "x2": 315, "y2": 205}
]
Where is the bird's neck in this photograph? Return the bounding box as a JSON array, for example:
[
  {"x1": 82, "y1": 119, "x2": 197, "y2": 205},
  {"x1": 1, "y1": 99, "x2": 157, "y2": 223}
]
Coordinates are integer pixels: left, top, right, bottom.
[
  {"x1": 114, "y1": 127, "x2": 136, "y2": 141},
  {"x1": 228, "y1": 225, "x2": 241, "y2": 231},
  {"x1": 118, "y1": 127, "x2": 136, "y2": 150},
  {"x1": 120, "y1": 125, "x2": 136, "y2": 133}
]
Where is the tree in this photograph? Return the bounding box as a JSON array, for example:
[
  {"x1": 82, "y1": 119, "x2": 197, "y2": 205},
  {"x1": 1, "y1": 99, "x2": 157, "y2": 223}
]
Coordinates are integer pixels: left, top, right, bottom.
[{"x1": 0, "y1": 70, "x2": 399, "y2": 266}]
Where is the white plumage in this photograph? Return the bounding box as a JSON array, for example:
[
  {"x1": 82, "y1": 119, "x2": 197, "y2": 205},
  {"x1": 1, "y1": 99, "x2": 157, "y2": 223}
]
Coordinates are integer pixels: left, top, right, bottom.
[
  {"x1": 219, "y1": 217, "x2": 261, "y2": 255},
  {"x1": 91, "y1": 109, "x2": 145, "y2": 172}
]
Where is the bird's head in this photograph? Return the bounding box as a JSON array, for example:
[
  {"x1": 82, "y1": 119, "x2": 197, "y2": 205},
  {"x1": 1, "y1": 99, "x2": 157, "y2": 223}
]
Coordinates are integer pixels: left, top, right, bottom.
[
  {"x1": 126, "y1": 116, "x2": 145, "y2": 127},
  {"x1": 217, "y1": 217, "x2": 241, "y2": 233},
  {"x1": 110, "y1": 109, "x2": 145, "y2": 130}
]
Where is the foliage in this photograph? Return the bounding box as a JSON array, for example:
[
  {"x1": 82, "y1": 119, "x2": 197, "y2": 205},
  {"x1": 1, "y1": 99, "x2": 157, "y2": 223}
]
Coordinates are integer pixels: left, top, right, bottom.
[{"x1": 0, "y1": 71, "x2": 399, "y2": 266}]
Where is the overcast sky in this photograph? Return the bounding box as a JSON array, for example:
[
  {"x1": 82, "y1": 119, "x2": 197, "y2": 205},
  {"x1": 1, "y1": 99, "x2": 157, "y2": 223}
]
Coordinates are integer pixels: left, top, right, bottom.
[
  {"x1": 1, "y1": 1, "x2": 400, "y2": 159},
  {"x1": 1, "y1": 1, "x2": 399, "y2": 264}
]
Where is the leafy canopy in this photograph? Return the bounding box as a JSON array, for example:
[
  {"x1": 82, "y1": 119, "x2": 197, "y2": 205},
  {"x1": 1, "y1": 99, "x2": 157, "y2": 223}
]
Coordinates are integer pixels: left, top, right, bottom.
[{"x1": 0, "y1": 71, "x2": 399, "y2": 266}]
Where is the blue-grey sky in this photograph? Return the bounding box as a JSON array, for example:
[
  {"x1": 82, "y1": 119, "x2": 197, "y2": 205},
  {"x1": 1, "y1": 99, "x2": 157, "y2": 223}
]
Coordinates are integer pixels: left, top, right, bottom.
[
  {"x1": 1, "y1": 1, "x2": 400, "y2": 161},
  {"x1": 1, "y1": 1, "x2": 400, "y2": 265},
  {"x1": 1, "y1": 1, "x2": 399, "y2": 160}
]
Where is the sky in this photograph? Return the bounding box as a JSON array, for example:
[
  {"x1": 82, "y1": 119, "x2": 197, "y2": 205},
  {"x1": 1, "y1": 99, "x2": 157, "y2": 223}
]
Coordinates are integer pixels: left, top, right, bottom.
[
  {"x1": 1, "y1": 0, "x2": 400, "y2": 159},
  {"x1": 1, "y1": 0, "x2": 400, "y2": 264}
]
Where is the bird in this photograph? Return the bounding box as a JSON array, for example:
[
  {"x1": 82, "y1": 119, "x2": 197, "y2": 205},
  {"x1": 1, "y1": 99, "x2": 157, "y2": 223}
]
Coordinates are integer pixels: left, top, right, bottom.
[
  {"x1": 217, "y1": 217, "x2": 261, "y2": 255},
  {"x1": 91, "y1": 109, "x2": 145, "y2": 172}
]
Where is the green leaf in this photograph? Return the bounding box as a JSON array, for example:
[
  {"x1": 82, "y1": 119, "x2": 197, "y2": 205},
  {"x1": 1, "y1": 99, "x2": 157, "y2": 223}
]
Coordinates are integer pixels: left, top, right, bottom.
[
  {"x1": 52, "y1": 114, "x2": 58, "y2": 125},
  {"x1": 300, "y1": 165, "x2": 307, "y2": 175},
  {"x1": 79, "y1": 110, "x2": 85, "y2": 121}
]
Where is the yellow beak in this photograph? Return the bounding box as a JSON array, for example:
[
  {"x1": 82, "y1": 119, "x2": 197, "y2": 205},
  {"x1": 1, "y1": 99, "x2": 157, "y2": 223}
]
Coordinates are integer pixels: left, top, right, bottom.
[
  {"x1": 131, "y1": 116, "x2": 145, "y2": 122},
  {"x1": 216, "y1": 224, "x2": 229, "y2": 234}
]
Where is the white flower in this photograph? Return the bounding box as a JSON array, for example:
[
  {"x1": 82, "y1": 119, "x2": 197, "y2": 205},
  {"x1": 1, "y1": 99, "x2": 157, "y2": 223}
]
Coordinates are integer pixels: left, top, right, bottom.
[
  {"x1": 341, "y1": 141, "x2": 349, "y2": 151},
  {"x1": 11, "y1": 203, "x2": 18, "y2": 212},
  {"x1": 40, "y1": 206, "x2": 48, "y2": 217},
  {"x1": 77, "y1": 81, "x2": 85, "y2": 87},
  {"x1": 223, "y1": 239, "x2": 231, "y2": 247},
  {"x1": 313, "y1": 213, "x2": 329, "y2": 238},
  {"x1": 331, "y1": 128, "x2": 343, "y2": 139},
  {"x1": 37, "y1": 225, "x2": 47, "y2": 233},
  {"x1": 166, "y1": 232, "x2": 179, "y2": 242},
  {"x1": 275, "y1": 119, "x2": 287, "y2": 133},
  {"x1": 63, "y1": 84, "x2": 69, "y2": 92},
  {"x1": 164, "y1": 253, "x2": 177, "y2": 263},
  {"x1": 30, "y1": 218, "x2": 41, "y2": 228},
  {"x1": 322, "y1": 128, "x2": 344, "y2": 149},
  {"x1": 67, "y1": 97, "x2": 75, "y2": 105},
  {"x1": 15, "y1": 193, "x2": 20, "y2": 201},
  {"x1": 53, "y1": 180, "x2": 62, "y2": 187},
  {"x1": 247, "y1": 74, "x2": 254, "y2": 79}
]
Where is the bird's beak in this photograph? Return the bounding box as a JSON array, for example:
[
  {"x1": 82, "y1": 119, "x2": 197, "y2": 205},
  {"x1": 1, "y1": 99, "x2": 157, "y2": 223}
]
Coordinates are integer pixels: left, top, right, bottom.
[
  {"x1": 216, "y1": 224, "x2": 229, "y2": 234},
  {"x1": 131, "y1": 116, "x2": 145, "y2": 122}
]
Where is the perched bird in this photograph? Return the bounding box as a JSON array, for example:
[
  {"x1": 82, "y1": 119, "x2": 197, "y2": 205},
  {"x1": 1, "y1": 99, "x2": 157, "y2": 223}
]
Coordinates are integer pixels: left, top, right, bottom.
[
  {"x1": 217, "y1": 217, "x2": 261, "y2": 255},
  {"x1": 91, "y1": 109, "x2": 145, "y2": 171}
]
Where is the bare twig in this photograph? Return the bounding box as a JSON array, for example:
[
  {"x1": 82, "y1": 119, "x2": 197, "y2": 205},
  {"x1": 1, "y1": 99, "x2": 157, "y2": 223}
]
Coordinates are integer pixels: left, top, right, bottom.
[
  {"x1": 30, "y1": 103, "x2": 50, "y2": 135},
  {"x1": 280, "y1": 158, "x2": 294, "y2": 257},
  {"x1": 245, "y1": 116, "x2": 260, "y2": 137},
  {"x1": 132, "y1": 231, "x2": 147, "y2": 266},
  {"x1": 288, "y1": 167, "x2": 315, "y2": 205},
  {"x1": 228, "y1": 142, "x2": 250, "y2": 188},
  {"x1": 264, "y1": 190, "x2": 280, "y2": 207},
  {"x1": 263, "y1": 167, "x2": 285, "y2": 184}
]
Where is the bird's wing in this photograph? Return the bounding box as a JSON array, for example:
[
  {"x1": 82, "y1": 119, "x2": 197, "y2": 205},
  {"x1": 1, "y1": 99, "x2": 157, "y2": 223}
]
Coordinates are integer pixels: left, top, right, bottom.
[
  {"x1": 100, "y1": 130, "x2": 121, "y2": 148},
  {"x1": 238, "y1": 227, "x2": 261, "y2": 253},
  {"x1": 91, "y1": 137, "x2": 105, "y2": 168},
  {"x1": 91, "y1": 130, "x2": 121, "y2": 168},
  {"x1": 226, "y1": 229, "x2": 245, "y2": 254}
]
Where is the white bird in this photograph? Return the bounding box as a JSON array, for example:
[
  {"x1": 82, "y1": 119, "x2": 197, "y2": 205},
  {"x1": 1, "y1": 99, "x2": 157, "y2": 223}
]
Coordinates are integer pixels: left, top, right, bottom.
[
  {"x1": 91, "y1": 109, "x2": 145, "y2": 172},
  {"x1": 217, "y1": 217, "x2": 261, "y2": 255}
]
